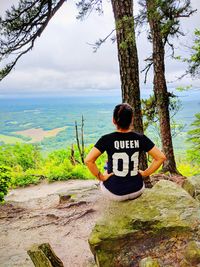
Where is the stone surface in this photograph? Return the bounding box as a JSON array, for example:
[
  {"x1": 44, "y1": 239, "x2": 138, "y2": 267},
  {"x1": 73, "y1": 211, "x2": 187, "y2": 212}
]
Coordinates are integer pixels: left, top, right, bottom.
[
  {"x1": 5, "y1": 180, "x2": 99, "y2": 209},
  {"x1": 183, "y1": 175, "x2": 200, "y2": 201},
  {"x1": 1, "y1": 180, "x2": 102, "y2": 267},
  {"x1": 89, "y1": 180, "x2": 200, "y2": 267},
  {"x1": 139, "y1": 257, "x2": 160, "y2": 267}
]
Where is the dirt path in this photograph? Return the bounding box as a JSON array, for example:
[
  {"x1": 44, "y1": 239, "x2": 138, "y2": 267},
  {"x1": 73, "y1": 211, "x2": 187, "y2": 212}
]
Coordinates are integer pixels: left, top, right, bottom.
[{"x1": 0, "y1": 180, "x2": 104, "y2": 267}]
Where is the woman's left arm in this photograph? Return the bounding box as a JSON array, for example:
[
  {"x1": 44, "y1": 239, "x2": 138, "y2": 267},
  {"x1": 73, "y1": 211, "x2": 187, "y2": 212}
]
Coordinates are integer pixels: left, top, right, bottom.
[
  {"x1": 139, "y1": 146, "x2": 166, "y2": 177},
  {"x1": 84, "y1": 147, "x2": 114, "y2": 181}
]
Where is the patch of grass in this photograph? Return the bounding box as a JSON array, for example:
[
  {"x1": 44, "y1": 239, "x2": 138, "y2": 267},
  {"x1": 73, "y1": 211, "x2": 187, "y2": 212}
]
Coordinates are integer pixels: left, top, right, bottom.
[{"x1": 0, "y1": 134, "x2": 24, "y2": 144}]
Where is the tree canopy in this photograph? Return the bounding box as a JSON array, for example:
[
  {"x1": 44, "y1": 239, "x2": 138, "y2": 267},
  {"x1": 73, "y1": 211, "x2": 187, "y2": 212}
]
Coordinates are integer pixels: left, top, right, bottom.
[
  {"x1": 137, "y1": 0, "x2": 196, "y2": 82},
  {"x1": 0, "y1": 0, "x2": 66, "y2": 81},
  {"x1": 187, "y1": 29, "x2": 200, "y2": 78}
]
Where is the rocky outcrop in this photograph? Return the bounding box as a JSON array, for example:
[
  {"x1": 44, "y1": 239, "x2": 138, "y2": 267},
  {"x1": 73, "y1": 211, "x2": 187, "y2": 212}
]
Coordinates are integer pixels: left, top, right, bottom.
[
  {"x1": 183, "y1": 175, "x2": 200, "y2": 201},
  {"x1": 89, "y1": 180, "x2": 200, "y2": 267}
]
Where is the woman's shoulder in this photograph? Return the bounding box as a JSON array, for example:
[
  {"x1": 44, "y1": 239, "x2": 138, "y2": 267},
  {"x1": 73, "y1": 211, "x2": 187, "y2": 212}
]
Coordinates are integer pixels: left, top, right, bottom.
[
  {"x1": 99, "y1": 132, "x2": 149, "y2": 140},
  {"x1": 100, "y1": 132, "x2": 118, "y2": 139},
  {"x1": 131, "y1": 131, "x2": 144, "y2": 138},
  {"x1": 100, "y1": 131, "x2": 146, "y2": 137},
  {"x1": 96, "y1": 132, "x2": 120, "y2": 142},
  {"x1": 129, "y1": 132, "x2": 153, "y2": 143}
]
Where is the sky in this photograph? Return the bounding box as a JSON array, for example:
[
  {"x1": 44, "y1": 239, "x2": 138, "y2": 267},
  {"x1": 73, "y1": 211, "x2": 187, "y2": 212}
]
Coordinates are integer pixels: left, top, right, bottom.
[{"x1": 0, "y1": 0, "x2": 199, "y2": 97}]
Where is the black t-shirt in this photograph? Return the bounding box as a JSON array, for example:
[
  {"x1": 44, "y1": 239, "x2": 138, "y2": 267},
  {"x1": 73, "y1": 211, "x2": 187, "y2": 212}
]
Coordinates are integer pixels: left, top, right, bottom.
[{"x1": 94, "y1": 131, "x2": 155, "y2": 196}]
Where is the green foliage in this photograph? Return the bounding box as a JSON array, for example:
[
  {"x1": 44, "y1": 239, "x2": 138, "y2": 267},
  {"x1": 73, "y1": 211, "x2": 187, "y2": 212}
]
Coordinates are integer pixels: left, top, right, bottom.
[
  {"x1": 0, "y1": 143, "x2": 99, "y2": 188},
  {"x1": 0, "y1": 143, "x2": 42, "y2": 170},
  {"x1": 141, "y1": 95, "x2": 157, "y2": 131},
  {"x1": 141, "y1": 93, "x2": 182, "y2": 131},
  {"x1": 176, "y1": 85, "x2": 192, "y2": 92},
  {"x1": 138, "y1": 0, "x2": 195, "y2": 46},
  {"x1": 43, "y1": 145, "x2": 96, "y2": 181},
  {"x1": 186, "y1": 150, "x2": 200, "y2": 166},
  {"x1": 76, "y1": 0, "x2": 103, "y2": 20},
  {"x1": 0, "y1": 165, "x2": 11, "y2": 202},
  {"x1": 176, "y1": 29, "x2": 200, "y2": 78},
  {"x1": 0, "y1": 0, "x2": 65, "y2": 80},
  {"x1": 70, "y1": 164, "x2": 94, "y2": 179},
  {"x1": 47, "y1": 149, "x2": 69, "y2": 165},
  {"x1": 11, "y1": 168, "x2": 42, "y2": 187},
  {"x1": 44, "y1": 158, "x2": 74, "y2": 182},
  {"x1": 177, "y1": 160, "x2": 200, "y2": 177},
  {"x1": 189, "y1": 29, "x2": 200, "y2": 77},
  {"x1": 186, "y1": 113, "x2": 200, "y2": 165}
]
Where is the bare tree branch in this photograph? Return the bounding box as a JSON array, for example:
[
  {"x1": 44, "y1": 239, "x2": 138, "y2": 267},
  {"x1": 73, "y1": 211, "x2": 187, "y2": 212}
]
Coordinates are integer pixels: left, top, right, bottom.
[
  {"x1": 87, "y1": 29, "x2": 115, "y2": 52},
  {"x1": 141, "y1": 56, "x2": 153, "y2": 83}
]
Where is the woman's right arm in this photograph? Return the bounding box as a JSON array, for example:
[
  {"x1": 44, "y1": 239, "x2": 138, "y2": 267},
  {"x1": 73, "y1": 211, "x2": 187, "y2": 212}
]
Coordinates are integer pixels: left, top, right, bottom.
[
  {"x1": 139, "y1": 146, "x2": 166, "y2": 177},
  {"x1": 84, "y1": 147, "x2": 113, "y2": 181}
]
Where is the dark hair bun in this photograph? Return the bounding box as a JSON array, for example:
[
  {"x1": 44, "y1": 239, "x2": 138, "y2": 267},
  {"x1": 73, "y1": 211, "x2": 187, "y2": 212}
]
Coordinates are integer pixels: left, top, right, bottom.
[{"x1": 113, "y1": 103, "x2": 133, "y2": 129}]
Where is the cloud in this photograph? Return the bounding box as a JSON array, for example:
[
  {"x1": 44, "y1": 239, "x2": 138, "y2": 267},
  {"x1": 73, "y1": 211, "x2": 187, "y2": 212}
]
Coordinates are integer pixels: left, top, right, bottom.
[{"x1": 0, "y1": 0, "x2": 199, "y2": 96}]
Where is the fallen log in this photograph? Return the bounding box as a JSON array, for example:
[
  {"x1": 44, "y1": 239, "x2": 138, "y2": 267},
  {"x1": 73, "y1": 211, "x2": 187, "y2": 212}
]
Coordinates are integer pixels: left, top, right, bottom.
[{"x1": 27, "y1": 243, "x2": 64, "y2": 267}]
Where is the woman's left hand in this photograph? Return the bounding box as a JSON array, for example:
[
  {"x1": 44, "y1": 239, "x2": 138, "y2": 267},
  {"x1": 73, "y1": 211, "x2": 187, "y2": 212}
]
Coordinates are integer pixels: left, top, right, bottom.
[{"x1": 101, "y1": 171, "x2": 114, "y2": 181}]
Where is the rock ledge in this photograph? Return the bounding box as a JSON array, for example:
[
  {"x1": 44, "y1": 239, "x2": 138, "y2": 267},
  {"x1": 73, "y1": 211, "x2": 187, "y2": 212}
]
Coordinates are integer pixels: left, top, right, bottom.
[{"x1": 89, "y1": 180, "x2": 200, "y2": 267}]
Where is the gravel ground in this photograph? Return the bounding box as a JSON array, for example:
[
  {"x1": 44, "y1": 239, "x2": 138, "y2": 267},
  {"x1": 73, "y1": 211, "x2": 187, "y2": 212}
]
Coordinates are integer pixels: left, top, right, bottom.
[{"x1": 0, "y1": 180, "x2": 104, "y2": 267}]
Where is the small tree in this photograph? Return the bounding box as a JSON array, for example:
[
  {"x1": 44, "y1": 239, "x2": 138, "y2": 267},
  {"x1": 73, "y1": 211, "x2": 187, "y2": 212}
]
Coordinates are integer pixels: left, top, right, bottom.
[
  {"x1": 75, "y1": 115, "x2": 85, "y2": 164},
  {"x1": 187, "y1": 113, "x2": 200, "y2": 164},
  {"x1": 137, "y1": 0, "x2": 196, "y2": 174}
]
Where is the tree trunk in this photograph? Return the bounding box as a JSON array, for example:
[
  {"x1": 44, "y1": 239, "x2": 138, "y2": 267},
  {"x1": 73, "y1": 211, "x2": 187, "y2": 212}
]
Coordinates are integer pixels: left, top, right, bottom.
[
  {"x1": 111, "y1": 0, "x2": 151, "y2": 185},
  {"x1": 146, "y1": 0, "x2": 180, "y2": 174}
]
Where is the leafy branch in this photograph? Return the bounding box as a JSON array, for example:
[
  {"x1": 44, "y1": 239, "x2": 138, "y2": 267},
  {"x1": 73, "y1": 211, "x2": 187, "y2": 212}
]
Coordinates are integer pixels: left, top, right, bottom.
[{"x1": 0, "y1": 0, "x2": 66, "y2": 81}]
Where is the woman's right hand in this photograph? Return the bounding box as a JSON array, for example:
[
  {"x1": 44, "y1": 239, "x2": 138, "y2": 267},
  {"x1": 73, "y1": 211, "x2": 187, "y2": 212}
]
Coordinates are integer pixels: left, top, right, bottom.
[{"x1": 138, "y1": 170, "x2": 147, "y2": 177}]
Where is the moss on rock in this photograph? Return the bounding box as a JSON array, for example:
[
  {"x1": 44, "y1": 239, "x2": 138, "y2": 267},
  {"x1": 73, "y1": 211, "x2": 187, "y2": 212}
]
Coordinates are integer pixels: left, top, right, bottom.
[
  {"x1": 139, "y1": 257, "x2": 160, "y2": 267},
  {"x1": 89, "y1": 180, "x2": 200, "y2": 266}
]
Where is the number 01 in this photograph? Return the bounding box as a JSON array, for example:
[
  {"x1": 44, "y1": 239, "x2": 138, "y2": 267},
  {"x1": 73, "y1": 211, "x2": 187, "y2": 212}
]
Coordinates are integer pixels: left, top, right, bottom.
[{"x1": 112, "y1": 152, "x2": 139, "y2": 177}]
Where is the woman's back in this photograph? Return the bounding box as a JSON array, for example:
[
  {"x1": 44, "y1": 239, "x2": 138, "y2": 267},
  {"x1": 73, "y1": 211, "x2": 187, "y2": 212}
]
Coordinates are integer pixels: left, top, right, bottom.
[{"x1": 95, "y1": 131, "x2": 154, "y2": 195}]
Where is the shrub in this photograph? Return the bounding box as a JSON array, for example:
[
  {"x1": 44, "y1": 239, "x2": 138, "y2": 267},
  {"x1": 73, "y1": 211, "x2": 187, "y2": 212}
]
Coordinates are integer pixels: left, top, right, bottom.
[
  {"x1": 47, "y1": 149, "x2": 68, "y2": 164},
  {"x1": 45, "y1": 158, "x2": 74, "y2": 182},
  {"x1": 11, "y1": 168, "x2": 42, "y2": 187},
  {"x1": 70, "y1": 164, "x2": 94, "y2": 179},
  {"x1": 0, "y1": 143, "x2": 42, "y2": 170},
  {"x1": 177, "y1": 161, "x2": 200, "y2": 177},
  {"x1": 0, "y1": 165, "x2": 11, "y2": 202}
]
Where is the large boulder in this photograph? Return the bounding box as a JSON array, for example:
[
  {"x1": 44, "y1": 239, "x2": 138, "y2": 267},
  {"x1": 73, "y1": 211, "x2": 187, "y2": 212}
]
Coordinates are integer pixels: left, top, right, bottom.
[
  {"x1": 89, "y1": 180, "x2": 200, "y2": 267},
  {"x1": 183, "y1": 175, "x2": 200, "y2": 201}
]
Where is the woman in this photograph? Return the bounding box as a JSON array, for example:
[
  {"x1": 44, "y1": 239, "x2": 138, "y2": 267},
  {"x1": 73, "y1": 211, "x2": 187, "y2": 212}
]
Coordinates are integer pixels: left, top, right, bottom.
[{"x1": 84, "y1": 103, "x2": 166, "y2": 201}]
